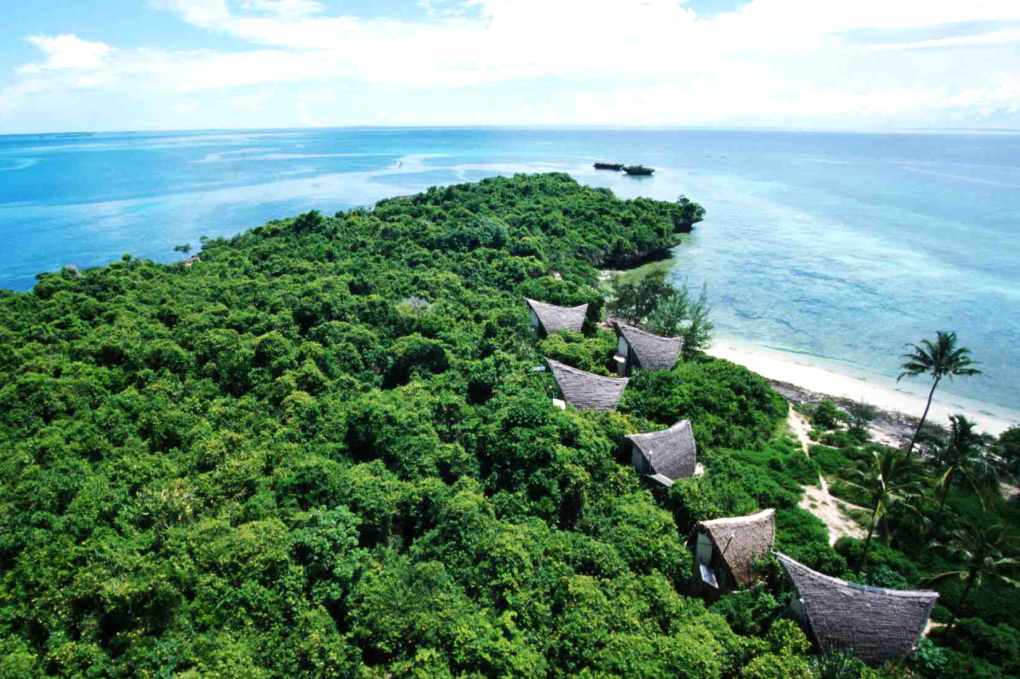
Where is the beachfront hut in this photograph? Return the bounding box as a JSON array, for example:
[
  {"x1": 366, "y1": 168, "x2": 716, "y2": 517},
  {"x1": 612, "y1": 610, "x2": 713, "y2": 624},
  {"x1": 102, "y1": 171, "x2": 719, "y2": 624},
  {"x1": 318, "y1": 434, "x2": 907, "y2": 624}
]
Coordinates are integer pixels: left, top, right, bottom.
[
  {"x1": 546, "y1": 358, "x2": 628, "y2": 411},
  {"x1": 612, "y1": 321, "x2": 682, "y2": 375},
  {"x1": 625, "y1": 419, "x2": 698, "y2": 487},
  {"x1": 689, "y1": 509, "x2": 775, "y2": 593},
  {"x1": 776, "y1": 552, "x2": 938, "y2": 665},
  {"x1": 525, "y1": 298, "x2": 588, "y2": 336}
]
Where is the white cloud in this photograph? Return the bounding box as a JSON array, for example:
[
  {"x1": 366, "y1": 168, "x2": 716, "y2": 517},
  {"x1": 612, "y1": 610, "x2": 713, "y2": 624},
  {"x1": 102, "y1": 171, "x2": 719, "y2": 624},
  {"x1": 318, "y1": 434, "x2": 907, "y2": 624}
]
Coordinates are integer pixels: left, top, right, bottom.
[
  {"x1": 5, "y1": 0, "x2": 1020, "y2": 131},
  {"x1": 870, "y1": 28, "x2": 1020, "y2": 51},
  {"x1": 238, "y1": 0, "x2": 325, "y2": 17},
  {"x1": 151, "y1": 0, "x2": 230, "y2": 28},
  {"x1": 19, "y1": 34, "x2": 114, "y2": 74}
]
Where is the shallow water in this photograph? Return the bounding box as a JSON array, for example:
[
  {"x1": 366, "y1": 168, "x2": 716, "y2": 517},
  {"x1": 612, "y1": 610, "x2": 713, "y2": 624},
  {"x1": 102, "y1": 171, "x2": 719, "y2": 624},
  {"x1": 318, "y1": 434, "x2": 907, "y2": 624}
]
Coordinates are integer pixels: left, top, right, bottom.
[{"x1": 1, "y1": 127, "x2": 1017, "y2": 412}]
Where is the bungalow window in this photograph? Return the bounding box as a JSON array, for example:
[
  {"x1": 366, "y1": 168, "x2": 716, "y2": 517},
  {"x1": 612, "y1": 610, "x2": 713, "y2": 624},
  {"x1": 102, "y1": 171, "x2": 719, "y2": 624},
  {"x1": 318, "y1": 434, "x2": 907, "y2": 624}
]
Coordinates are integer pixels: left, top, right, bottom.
[
  {"x1": 695, "y1": 533, "x2": 719, "y2": 588},
  {"x1": 699, "y1": 561, "x2": 719, "y2": 589}
]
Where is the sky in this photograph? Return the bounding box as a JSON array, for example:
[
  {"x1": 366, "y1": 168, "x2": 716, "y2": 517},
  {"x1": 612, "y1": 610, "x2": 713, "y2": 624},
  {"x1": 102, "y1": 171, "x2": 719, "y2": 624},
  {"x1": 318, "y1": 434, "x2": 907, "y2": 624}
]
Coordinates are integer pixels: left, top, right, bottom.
[{"x1": 1, "y1": 0, "x2": 1020, "y2": 133}]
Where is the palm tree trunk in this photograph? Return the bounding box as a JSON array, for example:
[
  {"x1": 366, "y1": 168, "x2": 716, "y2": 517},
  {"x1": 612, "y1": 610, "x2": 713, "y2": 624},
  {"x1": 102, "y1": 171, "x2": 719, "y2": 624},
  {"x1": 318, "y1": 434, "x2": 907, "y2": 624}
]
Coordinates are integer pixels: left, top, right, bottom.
[
  {"x1": 859, "y1": 505, "x2": 879, "y2": 573},
  {"x1": 951, "y1": 573, "x2": 977, "y2": 629},
  {"x1": 906, "y1": 377, "x2": 940, "y2": 457},
  {"x1": 931, "y1": 477, "x2": 952, "y2": 538}
]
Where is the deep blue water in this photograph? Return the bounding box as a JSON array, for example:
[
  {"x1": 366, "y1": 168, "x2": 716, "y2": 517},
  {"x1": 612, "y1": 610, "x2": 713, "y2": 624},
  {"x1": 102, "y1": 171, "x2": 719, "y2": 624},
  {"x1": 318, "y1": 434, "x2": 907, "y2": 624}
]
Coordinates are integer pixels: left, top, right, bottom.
[{"x1": 1, "y1": 127, "x2": 1018, "y2": 411}]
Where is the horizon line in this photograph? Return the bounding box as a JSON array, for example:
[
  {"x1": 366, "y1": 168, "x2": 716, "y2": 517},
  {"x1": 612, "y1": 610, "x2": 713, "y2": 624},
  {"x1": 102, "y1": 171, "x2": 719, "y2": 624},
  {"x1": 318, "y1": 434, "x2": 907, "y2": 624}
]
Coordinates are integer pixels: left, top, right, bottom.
[{"x1": 4, "y1": 123, "x2": 1020, "y2": 139}]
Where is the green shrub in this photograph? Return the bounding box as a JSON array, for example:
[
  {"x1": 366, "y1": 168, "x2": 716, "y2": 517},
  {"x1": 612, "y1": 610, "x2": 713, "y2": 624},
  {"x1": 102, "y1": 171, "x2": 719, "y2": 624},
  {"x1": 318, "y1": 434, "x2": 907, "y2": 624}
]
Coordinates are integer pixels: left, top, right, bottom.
[
  {"x1": 812, "y1": 400, "x2": 843, "y2": 430},
  {"x1": 621, "y1": 359, "x2": 787, "y2": 451},
  {"x1": 537, "y1": 330, "x2": 615, "y2": 375},
  {"x1": 810, "y1": 444, "x2": 852, "y2": 476},
  {"x1": 775, "y1": 508, "x2": 831, "y2": 559},
  {"x1": 937, "y1": 647, "x2": 1007, "y2": 679},
  {"x1": 911, "y1": 638, "x2": 950, "y2": 678},
  {"x1": 828, "y1": 478, "x2": 871, "y2": 506},
  {"x1": 834, "y1": 537, "x2": 920, "y2": 584},
  {"x1": 709, "y1": 589, "x2": 782, "y2": 637},
  {"x1": 742, "y1": 652, "x2": 812, "y2": 679},
  {"x1": 810, "y1": 650, "x2": 872, "y2": 679},
  {"x1": 939, "y1": 618, "x2": 1020, "y2": 676}
]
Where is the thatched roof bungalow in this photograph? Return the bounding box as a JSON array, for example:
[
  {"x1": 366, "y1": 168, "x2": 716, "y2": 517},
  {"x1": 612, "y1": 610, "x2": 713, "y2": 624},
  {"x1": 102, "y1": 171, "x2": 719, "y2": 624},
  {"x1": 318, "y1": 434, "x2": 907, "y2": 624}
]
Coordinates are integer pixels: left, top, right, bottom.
[
  {"x1": 525, "y1": 298, "x2": 588, "y2": 336},
  {"x1": 612, "y1": 321, "x2": 682, "y2": 375},
  {"x1": 546, "y1": 359, "x2": 628, "y2": 411},
  {"x1": 689, "y1": 509, "x2": 775, "y2": 593},
  {"x1": 625, "y1": 419, "x2": 697, "y2": 487},
  {"x1": 777, "y1": 553, "x2": 938, "y2": 665}
]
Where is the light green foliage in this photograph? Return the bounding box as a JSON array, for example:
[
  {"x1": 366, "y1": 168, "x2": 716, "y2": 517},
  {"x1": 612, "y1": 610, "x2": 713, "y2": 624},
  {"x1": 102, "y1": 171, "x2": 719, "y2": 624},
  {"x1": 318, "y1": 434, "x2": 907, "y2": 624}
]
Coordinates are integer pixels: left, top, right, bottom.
[
  {"x1": 621, "y1": 359, "x2": 788, "y2": 450},
  {"x1": 606, "y1": 270, "x2": 714, "y2": 358},
  {"x1": 538, "y1": 329, "x2": 616, "y2": 375},
  {"x1": 740, "y1": 621, "x2": 814, "y2": 679}
]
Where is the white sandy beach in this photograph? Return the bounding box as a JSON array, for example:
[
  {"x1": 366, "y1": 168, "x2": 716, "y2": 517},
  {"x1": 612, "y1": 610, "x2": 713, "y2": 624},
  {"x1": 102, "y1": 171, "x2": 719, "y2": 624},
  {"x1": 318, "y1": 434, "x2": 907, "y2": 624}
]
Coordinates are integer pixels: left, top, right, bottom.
[{"x1": 707, "y1": 338, "x2": 1020, "y2": 436}]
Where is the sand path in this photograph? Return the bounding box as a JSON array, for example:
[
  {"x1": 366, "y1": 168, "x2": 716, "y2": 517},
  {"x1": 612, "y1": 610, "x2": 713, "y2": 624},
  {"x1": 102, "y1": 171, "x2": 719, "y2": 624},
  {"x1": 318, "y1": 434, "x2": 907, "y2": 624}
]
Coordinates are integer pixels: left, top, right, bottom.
[{"x1": 790, "y1": 408, "x2": 867, "y2": 546}]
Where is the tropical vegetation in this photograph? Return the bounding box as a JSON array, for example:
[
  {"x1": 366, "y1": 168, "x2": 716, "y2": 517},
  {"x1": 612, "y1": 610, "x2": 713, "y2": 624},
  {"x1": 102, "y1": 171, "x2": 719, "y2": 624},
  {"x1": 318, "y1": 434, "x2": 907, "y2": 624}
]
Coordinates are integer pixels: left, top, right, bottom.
[
  {"x1": 0, "y1": 173, "x2": 1017, "y2": 677},
  {"x1": 898, "y1": 331, "x2": 981, "y2": 457}
]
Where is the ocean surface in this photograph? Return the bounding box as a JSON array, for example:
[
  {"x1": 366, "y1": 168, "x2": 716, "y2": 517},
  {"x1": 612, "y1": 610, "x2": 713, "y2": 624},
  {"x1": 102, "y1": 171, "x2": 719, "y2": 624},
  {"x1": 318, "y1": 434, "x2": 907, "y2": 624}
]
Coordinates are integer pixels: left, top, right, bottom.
[{"x1": 1, "y1": 127, "x2": 1018, "y2": 416}]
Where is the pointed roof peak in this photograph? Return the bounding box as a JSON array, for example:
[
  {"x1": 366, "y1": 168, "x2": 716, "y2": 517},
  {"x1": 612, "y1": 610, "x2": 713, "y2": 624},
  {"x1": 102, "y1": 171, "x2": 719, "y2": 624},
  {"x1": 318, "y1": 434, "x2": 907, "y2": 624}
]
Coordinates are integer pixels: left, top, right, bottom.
[
  {"x1": 626, "y1": 420, "x2": 697, "y2": 482},
  {"x1": 693, "y1": 509, "x2": 776, "y2": 586},
  {"x1": 545, "y1": 358, "x2": 628, "y2": 411},
  {"x1": 613, "y1": 321, "x2": 682, "y2": 371},
  {"x1": 525, "y1": 298, "x2": 588, "y2": 334},
  {"x1": 776, "y1": 552, "x2": 938, "y2": 665}
]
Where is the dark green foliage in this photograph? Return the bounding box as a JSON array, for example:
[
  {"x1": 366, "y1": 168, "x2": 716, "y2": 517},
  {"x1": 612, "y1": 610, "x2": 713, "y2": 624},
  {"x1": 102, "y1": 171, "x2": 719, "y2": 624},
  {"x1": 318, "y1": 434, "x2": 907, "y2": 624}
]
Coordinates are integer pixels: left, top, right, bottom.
[
  {"x1": 936, "y1": 618, "x2": 1020, "y2": 676},
  {"x1": 538, "y1": 329, "x2": 616, "y2": 375},
  {"x1": 834, "y1": 537, "x2": 920, "y2": 583},
  {"x1": 999, "y1": 426, "x2": 1020, "y2": 475},
  {"x1": 3, "y1": 173, "x2": 1008, "y2": 674},
  {"x1": 812, "y1": 399, "x2": 844, "y2": 430},
  {"x1": 846, "y1": 401, "x2": 877, "y2": 441},
  {"x1": 811, "y1": 444, "x2": 853, "y2": 476},
  {"x1": 809, "y1": 650, "x2": 873, "y2": 679},
  {"x1": 709, "y1": 588, "x2": 782, "y2": 636},
  {"x1": 621, "y1": 358, "x2": 787, "y2": 450},
  {"x1": 0, "y1": 174, "x2": 803, "y2": 677}
]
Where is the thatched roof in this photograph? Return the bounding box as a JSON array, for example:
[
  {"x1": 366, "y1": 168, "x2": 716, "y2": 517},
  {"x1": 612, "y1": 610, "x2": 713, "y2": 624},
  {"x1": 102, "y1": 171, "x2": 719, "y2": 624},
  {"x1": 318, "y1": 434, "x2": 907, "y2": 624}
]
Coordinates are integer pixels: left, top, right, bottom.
[
  {"x1": 546, "y1": 359, "x2": 628, "y2": 411},
  {"x1": 626, "y1": 420, "x2": 697, "y2": 485},
  {"x1": 692, "y1": 509, "x2": 775, "y2": 586},
  {"x1": 614, "y1": 321, "x2": 682, "y2": 371},
  {"x1": 777, "y1": 553, "x2": 938, "y2": 665},
  {"x1": 525, "y1": 298, "x2": 588, "y2": 334}
]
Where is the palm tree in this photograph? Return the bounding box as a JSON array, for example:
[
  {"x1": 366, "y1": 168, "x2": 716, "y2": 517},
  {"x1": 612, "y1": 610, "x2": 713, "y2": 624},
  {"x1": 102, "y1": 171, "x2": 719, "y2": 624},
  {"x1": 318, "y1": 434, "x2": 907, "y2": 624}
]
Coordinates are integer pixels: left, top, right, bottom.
[
  {"x1": 926, "y1": 522, "x2": 1020, "y2": 622},
  {"x1": 846, "y1": 448, "x2": 925, "y2": 572},
  {"x1": 898, "y1": 331, "x2": 980, "y2": 457},
  {"x1": 927, "y1": 415, "x2": 994, "y2": 536}
]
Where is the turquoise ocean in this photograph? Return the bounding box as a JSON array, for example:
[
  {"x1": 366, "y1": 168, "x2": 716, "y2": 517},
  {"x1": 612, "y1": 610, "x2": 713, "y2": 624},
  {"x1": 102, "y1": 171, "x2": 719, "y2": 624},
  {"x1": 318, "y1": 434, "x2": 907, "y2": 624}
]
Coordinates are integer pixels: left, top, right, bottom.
[{"x1": 1, "y1": 128, "x2": 1018, "y2": 414}]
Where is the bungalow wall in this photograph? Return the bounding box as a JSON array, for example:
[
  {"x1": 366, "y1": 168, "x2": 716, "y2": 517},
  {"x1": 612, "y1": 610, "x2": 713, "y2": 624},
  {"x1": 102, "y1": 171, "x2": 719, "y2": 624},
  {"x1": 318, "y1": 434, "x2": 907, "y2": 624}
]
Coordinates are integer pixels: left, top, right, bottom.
[
  {"x1": 630, "y1": 444, "x2": 652, "y2": 476},
  {"x1": 691, "y1": 532, "x2": 727, "y2": 595},
  {"x1": 615, "y1": 336, "x2": 636, "y2": 375}
]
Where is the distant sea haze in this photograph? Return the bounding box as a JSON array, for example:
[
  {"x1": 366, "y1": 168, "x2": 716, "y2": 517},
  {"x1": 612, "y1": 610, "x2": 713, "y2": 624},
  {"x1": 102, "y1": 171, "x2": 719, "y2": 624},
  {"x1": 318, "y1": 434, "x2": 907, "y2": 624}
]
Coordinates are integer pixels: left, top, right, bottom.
[{"x1": 1, "y1": 127, "x2": 1018, "y2": 417}]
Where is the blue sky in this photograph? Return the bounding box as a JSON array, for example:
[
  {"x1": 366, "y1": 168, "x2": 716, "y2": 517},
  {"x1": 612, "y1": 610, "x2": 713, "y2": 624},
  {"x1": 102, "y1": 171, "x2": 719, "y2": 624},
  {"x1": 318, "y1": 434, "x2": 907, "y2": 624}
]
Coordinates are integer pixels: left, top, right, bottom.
[{"x1": 2, "y1": 0, "x2": 1020, "y2": 133}]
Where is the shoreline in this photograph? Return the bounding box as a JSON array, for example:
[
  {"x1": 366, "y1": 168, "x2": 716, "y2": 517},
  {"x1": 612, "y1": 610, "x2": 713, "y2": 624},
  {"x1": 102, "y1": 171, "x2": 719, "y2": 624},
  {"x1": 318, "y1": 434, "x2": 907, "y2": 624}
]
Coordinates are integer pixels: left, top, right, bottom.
[{"x1": 707, "y1": 338, "x2": 1018, "y2": 437}]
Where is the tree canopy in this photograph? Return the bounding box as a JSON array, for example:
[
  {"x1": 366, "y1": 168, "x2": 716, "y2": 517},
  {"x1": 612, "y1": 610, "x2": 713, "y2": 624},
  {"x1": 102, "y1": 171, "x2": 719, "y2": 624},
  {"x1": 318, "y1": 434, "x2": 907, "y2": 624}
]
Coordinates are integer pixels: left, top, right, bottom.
[{"x1": 0, "y1": 173, "x2": 1014, "y2": 677}]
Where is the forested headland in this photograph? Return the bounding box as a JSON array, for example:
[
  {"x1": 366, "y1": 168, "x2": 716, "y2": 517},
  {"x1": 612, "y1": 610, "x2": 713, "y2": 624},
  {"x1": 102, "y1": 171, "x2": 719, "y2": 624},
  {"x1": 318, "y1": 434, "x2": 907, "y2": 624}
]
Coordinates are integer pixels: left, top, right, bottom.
[{"x1": 0, "y1": 173, "x2": 1016, "y2": 677}]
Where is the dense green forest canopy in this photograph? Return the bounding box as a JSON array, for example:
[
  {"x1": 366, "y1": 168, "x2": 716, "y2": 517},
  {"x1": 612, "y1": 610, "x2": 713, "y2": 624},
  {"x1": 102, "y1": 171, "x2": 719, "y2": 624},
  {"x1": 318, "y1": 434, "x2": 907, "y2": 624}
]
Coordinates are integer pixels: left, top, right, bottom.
[{"x1": 0, "y1": 173, "x2": 1015, "y2": 677}]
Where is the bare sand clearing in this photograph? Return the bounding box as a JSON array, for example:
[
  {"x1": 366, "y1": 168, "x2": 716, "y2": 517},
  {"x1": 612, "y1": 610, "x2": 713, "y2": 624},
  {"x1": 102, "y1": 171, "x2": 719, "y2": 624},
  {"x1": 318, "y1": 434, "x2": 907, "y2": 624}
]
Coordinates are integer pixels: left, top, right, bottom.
[
  {"x1": 789, "y1": 409, "x2": 867, "y2": 546},
  {"x1": 709, "y1": 339, "x2": 1019, "y2": 436}
]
